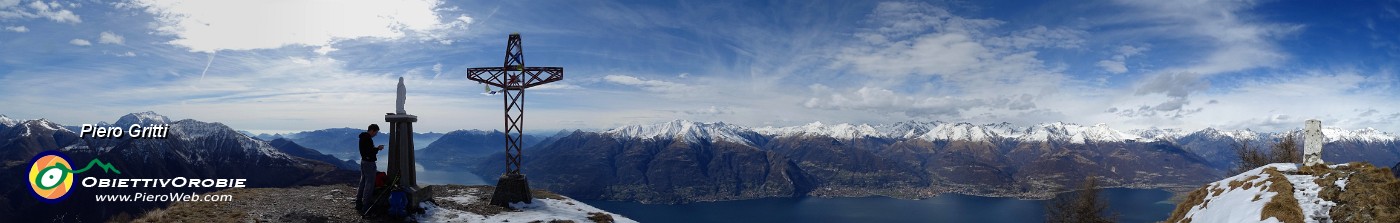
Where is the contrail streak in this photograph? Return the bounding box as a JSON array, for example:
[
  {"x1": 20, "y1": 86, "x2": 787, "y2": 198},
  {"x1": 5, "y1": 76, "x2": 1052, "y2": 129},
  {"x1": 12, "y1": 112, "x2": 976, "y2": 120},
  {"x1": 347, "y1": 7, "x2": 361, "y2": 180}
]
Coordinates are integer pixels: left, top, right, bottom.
[{"x1": 198, "y1": 51, "x2": 217, "y2": 86}]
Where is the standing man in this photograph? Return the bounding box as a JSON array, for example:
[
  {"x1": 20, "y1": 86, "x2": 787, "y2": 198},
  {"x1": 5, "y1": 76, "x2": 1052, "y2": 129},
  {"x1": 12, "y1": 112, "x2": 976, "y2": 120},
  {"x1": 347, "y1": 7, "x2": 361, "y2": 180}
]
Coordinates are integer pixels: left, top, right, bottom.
[{"x1": 357, "y1": 124, "x2": 384, "y2": 214}]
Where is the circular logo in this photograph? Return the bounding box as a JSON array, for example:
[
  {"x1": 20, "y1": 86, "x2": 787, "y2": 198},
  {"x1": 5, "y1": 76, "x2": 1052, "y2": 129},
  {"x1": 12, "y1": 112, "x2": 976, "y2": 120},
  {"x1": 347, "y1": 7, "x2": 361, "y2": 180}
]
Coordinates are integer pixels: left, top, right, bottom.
[{"x1": 28, "y1": 150, "x2": 74, "y2": 204}]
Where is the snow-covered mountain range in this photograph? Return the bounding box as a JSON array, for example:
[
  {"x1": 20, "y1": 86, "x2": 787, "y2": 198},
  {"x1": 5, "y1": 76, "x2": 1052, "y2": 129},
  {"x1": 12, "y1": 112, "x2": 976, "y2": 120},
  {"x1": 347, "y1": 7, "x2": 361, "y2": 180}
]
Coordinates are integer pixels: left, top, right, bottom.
[
  {"x1": 0, "y1": 112, "x2": 354, "y2": 222},
  {"x1": 608, "y1": 120, "x2": 1398, "y2": 145}
]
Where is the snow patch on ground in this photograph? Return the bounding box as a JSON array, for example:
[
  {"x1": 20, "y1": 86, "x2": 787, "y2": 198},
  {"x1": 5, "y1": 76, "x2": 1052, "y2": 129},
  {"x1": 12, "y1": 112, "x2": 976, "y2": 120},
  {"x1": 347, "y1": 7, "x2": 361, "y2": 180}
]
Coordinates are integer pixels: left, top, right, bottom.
[
  {"x1": 1171, "y1": 163, "x2": 1361, "y2": 223},
  {"x1": 440, "y1": 194, "x2": 480, "y2": 206},
  {"x1": 419, "y1": 197, "x2": 637, "y2": 223},
  {"x1": 1287, "y1": 174, "x2": 1335, "y2": 223},
  {"x1": 1174, "y1": 163, "x2": 1290, "y2": 223}
]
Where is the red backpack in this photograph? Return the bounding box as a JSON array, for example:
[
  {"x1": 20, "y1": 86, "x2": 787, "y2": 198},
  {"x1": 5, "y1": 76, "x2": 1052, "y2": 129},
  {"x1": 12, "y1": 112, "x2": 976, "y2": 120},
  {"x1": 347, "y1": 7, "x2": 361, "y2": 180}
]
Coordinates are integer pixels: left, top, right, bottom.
[{"x1": 374, "y1": 172, "x2": 387, "y2": 188}]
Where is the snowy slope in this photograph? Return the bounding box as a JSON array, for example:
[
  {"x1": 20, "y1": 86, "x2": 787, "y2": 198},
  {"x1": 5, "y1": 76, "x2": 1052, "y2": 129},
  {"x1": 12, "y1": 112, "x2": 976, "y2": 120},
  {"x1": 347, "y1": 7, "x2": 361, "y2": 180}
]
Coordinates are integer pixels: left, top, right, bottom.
[
  {"x1": 754, "y1": 122, "x2": 885, "y2": 140},
  {"x1": 1170, "y1": 163, "x2": 1296, "y2": 223},
  {"x1": 169, "y1": 118, "x2": 294, "y2": 160},
  {"x1": 113, "y1": 111, "x2": 172, "y2": 127},
  {"x1": 873, "y1": 121, "x2": 942, "y2": 139},
  {"x1": 1318, "y1": 127, "x2": 1397, "y2": 143},
  {"x1": 604, "y1": 120, "x2": 760, "y2": 145},
  {"x1": 1168, "y1": 163, "x2": 1357, "y2": 223},
  {"x1": 418, "y1": 187, "x2": 638, "y2": 223},
  {"x1": 919, "y1": 122, "x2": 1009, "y2": 142},
  {"x1": 1130, "y1": 127, "x2": 1188, "y2": 141},
  {"x1": 21, "y1": 119, "x2": 69, "y2": 137},
  {"x1": 0, "y1": 114, "x2": 18, "y2": 127}
]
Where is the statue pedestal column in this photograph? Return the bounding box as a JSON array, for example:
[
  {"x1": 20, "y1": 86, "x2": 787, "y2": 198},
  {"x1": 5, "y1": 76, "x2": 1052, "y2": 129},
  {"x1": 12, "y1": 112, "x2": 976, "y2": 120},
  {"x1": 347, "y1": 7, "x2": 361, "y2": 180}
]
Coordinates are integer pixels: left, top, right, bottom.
[{"x1": 385, "y1": 114, "x2": 427, "y2": 212}]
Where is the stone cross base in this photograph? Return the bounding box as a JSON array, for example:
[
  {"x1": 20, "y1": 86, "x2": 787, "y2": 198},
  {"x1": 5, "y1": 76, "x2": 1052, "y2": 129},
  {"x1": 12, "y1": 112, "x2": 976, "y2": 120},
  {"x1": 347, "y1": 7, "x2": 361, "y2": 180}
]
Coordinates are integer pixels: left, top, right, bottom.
[{"x1": 489, "y1": 173, "x2": 533, "y2": 208}]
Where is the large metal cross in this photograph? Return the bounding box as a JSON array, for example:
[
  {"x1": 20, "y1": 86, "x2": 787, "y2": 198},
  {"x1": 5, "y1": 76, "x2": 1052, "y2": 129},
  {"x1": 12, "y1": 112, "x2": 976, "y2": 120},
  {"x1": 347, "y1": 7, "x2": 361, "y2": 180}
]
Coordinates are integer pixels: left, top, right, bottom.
[{"x1": 466, "y1": 33, "x2": 563, "y2": 207}]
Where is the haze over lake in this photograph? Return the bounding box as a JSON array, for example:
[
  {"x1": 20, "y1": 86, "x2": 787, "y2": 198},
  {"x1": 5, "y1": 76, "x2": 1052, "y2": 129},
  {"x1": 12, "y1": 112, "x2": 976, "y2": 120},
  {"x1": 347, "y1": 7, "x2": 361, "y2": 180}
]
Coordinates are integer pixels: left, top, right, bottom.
[{"x1": 418, "y1": 164, "x2": 1178, "y2": 223}]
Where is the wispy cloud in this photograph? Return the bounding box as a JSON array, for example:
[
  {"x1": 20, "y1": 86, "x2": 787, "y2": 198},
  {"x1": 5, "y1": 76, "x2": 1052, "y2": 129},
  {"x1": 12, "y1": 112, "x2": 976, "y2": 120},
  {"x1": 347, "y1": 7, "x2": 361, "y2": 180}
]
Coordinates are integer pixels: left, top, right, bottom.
[
  {"x1": 98, "y1": 31, "x2": 123, "y2": 44},
  {"x1": 68, "y1": 38, "x2": 89, "y2": 46},
  {"x1": 816, "y1": 2, "x2": 1069, "y2": 120},
  {"x1": 128, "y1": 0, "x2": 470, "y2": 52},
  {"x1": 603, "y1": 74, "x2": 695, "y2": 96},
  {"x1": 1, "y1": 0, "x2": 1397, "y2": 134},
  {"x1": 3, "y1": 25, "x2": 27, "y2": 32},
  {"x1": 1096, "y1": 45, "x2": 1148, "y2": 74},
  {"x1": 0, "y1": 0, "x2": 81, "y2": 23}
]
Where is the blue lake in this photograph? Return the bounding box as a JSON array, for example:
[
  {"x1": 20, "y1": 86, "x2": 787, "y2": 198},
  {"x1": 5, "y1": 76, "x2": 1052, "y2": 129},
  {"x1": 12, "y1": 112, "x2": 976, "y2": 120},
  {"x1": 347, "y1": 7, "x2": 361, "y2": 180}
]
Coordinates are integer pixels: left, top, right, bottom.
[
  {"x1": 416, "y1": 164, "x2": 1178, "y2": 223},
  {"x1": 586, "y1": 188, "x2": 1177, "y2": 223},
  {"x1": 402, "y1": 162, "x2": 490, "y2": 186}
]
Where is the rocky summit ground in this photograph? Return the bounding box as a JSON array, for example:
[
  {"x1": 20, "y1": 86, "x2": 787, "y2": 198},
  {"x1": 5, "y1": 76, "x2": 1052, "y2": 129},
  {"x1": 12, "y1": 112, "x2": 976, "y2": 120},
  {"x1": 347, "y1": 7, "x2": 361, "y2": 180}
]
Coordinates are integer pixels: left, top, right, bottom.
[{"x1": 129, "y1": 184, "x2": 634, "y2": 223}]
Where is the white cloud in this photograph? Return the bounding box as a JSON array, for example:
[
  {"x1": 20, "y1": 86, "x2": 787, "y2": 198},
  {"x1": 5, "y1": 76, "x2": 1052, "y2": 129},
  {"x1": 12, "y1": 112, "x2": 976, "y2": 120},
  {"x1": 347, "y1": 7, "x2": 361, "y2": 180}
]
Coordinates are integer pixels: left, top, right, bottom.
[
  {"x1": 313, "y1": 45, "x2": 337, "y2": 55},
  {"x1": 804, "y1": 85, "x2": 1038, "y2": 117},
  {"x1": 1096, "y1": 60, "x2": 1128, "y2": 74},
  {"x1": 824, "y1": 2, "x2": 1068, "y2": 119},
  {"x1": 1112, "y1": 0, "x2": 1300, "y2": 75},
  {"x1": 0, "y1": 0, "x2": 80, "y2": 23},
  {"x1": 69, "y1": 38, "x2": 90, "y2": 46},
  {"x1": 98, "y1": 31, "x2": 124, "y2": 44},
  {"x1": 1104, "y1": 0, "x2": 1301, "y2": 119},
  {"x1": 3, "y1": 25, "x2": 26, "y2": 32},
  {"x1": 2, "y1": 53, "x2": 493, "y2": 132},
  {"x1": 986, "y1": 25, "x2": 1087, "y2": 50},
  {"x1": 1108, "y1": 72, "x2": 1210, "y2": 118},
  {"x1": 603, "y1": 74, "x2": 694, "y2": 95},
  {"x1": 680, "y1": 106, "x2": 733, "y2": 116},
  {"x1": 130, "y1": 0, "x2": 469, "y2": 52},
  {"x1": 1193, "y1": 71, "x2": 1399, "y2": 132},
  {"x1": 431, "y1": 63, "x2": 443, "y2": 77},
  {"x1": 1097, "y1": 45, "x2": 1148, "y2": 74},
  {"x1": 455, "y1": 15, "x2": 472, "y2": 25}
]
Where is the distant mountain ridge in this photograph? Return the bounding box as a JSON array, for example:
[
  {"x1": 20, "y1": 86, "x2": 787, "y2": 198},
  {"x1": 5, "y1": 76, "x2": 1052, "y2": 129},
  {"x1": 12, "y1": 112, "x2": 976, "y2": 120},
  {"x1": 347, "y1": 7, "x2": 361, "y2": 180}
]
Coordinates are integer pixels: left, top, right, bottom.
[
  {"x1": 416, "y1": 129, "x2": 542, "y2": 162},
  {"x1": 268, "y1": 138, "x2": 357, "y2": 170},
  {"x1": 254, "y1": 128, "x2": 444, "y2": 160},
  {"x1": 612, "y1": 120, "x2": 1400, "y2": 168},
  {"x1": 470, "y1": 120, "x2": 1400, "y2": 203},
  {"x1": 733, "y1": 121, "x2": 1393, "y2": 144}
]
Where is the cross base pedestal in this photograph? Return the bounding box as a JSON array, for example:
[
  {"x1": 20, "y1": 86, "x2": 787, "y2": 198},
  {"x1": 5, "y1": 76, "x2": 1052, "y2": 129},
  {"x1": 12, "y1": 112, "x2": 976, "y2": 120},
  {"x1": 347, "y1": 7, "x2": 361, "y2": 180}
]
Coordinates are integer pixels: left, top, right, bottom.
[{"x1": 489, "y1": 173, "x2": 533, "y2": 207}]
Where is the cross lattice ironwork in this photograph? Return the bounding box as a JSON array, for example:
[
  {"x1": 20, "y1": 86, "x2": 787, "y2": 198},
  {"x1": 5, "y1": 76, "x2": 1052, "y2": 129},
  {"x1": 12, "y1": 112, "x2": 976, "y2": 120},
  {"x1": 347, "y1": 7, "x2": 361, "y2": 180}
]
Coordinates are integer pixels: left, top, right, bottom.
[
  {"x1": 468, "y1": 33, "x2": 562, "y2": 175},
  {"x1": 466, "y1": 33, "x2": 562, "y2": 207}
]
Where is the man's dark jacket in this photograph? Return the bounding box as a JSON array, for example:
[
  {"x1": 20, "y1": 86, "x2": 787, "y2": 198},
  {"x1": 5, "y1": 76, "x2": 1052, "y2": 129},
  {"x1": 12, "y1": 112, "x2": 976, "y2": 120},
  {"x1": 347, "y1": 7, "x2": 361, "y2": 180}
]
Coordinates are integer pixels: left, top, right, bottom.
[{"x1": 359, "y1": 132, "x2": 376, "y2": 161}]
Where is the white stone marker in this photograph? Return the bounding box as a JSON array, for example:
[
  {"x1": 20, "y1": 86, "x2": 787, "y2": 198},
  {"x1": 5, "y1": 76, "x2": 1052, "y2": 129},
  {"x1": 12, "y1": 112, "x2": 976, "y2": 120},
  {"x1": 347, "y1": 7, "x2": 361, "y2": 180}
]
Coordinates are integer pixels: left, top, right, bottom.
[{"x1": 1304, "y1": 119, "x2": 1324, "y2": 166}]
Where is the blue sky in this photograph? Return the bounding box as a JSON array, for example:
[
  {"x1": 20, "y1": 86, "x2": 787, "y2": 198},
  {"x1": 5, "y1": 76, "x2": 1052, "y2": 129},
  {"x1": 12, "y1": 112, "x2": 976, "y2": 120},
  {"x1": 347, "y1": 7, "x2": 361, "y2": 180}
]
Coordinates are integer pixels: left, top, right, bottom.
[{"x1": 2, "y1": 0, "x2": 1399, "y2": 133}]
